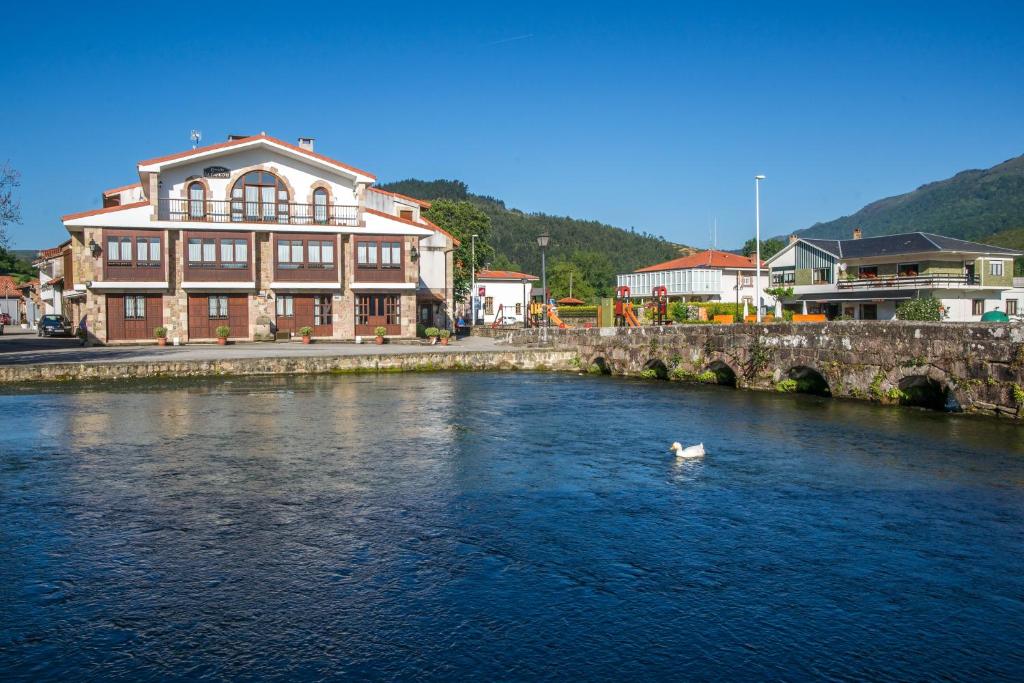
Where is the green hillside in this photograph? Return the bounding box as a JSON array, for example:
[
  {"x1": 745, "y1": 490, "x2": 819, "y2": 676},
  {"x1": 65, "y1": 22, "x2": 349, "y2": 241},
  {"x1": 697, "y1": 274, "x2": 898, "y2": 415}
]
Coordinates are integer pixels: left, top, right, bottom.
[
  {"x1": 378, "y1": 179, "x2": 687, "y2": 285},
  {"x1": 793, "y1": 154, "x2": 1024, "y2": 241}
]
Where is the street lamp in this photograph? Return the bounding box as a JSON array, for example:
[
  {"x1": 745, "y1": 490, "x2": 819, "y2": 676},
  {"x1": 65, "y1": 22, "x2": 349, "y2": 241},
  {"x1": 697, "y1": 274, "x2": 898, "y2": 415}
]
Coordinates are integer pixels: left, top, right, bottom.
[
  {"x1": 754, "y1": 175, "x2": 766, "y2": 323},
  {"x1": 536, "y1": 233, "x2": 550, "y2": 338},
  {"x1": 470, "y1": 234, "x2": 478, "y2": 326},
  {"x1": 521, "y1": 277, "x2": 530, "y2": 328}
]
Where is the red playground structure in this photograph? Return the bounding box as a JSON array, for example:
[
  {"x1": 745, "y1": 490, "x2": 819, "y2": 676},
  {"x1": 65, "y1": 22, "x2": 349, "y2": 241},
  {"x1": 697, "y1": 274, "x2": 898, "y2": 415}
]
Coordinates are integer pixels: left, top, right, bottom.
[
  {"x1": 615, "y1": 286, "x2": 640, "y2": 327},
  {"x1": 649, "y1": 285, "x2": 669, "y2": 325}
]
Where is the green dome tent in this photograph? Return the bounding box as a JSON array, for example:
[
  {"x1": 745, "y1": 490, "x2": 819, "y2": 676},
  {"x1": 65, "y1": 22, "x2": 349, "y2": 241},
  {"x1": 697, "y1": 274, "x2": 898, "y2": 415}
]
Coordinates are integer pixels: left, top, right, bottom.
[{"x1": 981, "y1": 310, "x2": 1010, "y2": 322}]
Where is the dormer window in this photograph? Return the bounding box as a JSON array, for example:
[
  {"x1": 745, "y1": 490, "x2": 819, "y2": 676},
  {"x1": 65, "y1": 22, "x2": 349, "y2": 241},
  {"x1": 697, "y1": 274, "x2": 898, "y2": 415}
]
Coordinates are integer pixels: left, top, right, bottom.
[
  {"x1": 187, "y1": 181, "x2": 206, "y2": 220},
  {"x1": 399, "y1": 208, "x2": 414, "y2": 221},
  {"x1": 313, "y1": 188, "x2": 328, "y2": 224},
  {"x1": 231, "y1": 171, "x2": 289, "y2": 223}
]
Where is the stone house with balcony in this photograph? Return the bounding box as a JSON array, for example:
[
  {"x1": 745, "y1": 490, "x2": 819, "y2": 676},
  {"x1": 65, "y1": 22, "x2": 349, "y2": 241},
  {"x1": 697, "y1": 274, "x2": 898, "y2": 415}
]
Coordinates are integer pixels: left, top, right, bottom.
[
  {"x1": 766, "y1": 229, "x2": 1023, "y2": 320},
  {"x1": 617, "y1": 250, "x2": 772, "y2": 310},
  {"x1": 58, "y1": 134, "x2": 455, "y2": 344}
]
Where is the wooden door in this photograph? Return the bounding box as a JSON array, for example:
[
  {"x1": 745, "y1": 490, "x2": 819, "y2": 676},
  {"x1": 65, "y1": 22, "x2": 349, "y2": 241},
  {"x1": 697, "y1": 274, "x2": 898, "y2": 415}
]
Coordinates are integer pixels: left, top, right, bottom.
[
  {"x1": 188, "y1": 294, "x2": 248, "y2": 339},
  {"x1": 108, "y1": 294, "x2": 162, "y2": 340},
  {"x1": 355, "y1": 293, "x2": 401, "y2": 336}
]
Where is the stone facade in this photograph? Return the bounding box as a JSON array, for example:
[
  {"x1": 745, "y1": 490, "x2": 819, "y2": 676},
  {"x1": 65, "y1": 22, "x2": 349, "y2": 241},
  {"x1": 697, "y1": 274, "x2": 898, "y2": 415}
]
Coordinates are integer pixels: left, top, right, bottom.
[{"x1": 488, "y1": 321, "x2": 1024, "y2": 418}]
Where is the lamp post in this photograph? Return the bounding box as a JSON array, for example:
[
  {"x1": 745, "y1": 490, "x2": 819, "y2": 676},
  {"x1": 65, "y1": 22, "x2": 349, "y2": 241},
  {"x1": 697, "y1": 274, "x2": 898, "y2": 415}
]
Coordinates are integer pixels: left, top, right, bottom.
[
  {"x1": 536, "y1": 233, "x2": 550, "y2": 340},
  {"x1": 754, "y1": 175, "x2": 766, "y2": 323},
  {"x1": 470, "y1": 234, "x2": 478, "y2": 326},
  {"x1": 521, "y1": 277, "x2": 529, "y2": 328}
]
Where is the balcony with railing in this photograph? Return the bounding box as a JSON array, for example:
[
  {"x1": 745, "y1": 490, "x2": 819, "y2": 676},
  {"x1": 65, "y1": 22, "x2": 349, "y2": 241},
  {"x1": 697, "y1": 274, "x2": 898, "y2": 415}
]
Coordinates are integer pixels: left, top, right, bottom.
[
  {"x1": 837, "y1": 273, "x2": 980, "y2": 289},
  {"x1": 158, "y1": 199, "x2": 359, "y2": 227}
]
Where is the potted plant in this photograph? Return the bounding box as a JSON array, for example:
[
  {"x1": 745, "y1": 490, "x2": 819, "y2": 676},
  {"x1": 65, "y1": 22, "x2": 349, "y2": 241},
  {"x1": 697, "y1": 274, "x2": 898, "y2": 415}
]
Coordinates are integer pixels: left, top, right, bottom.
[
  {"x1": 373, "y1": 325, "x2": 387, "y2": 345},
  {"x1": 425, "y1": 326, "x2": 439, "y2": 345},
  {"x1": 298, "y1": 326, "x2": 313, "y2": 344},
  {"x1": 439, "y1": 329, "x2": 452, "y2": 346},
  {"x1": 154, "y1": 326, "x2": 168, "y2": 346},
  {"x1": 215, "y1": 325, "x2": 230, "y2": 345}
]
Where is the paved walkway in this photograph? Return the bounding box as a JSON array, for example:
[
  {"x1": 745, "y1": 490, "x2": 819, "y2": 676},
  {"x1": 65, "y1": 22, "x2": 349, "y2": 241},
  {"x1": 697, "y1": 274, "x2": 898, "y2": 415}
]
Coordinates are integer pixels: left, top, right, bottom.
[{"x1": 0, "y1": 328, "x2": 516, "y2": 366}]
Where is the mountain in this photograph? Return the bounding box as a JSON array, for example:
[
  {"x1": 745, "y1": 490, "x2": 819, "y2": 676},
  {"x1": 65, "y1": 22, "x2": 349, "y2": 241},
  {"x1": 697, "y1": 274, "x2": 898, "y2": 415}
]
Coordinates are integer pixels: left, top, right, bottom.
[
  {"x1": 377, "y1": 179, "x2": 690, "y2": 283},
  {"x1": 791, "y1": 154, "x2": 1024, "y2": 242}
]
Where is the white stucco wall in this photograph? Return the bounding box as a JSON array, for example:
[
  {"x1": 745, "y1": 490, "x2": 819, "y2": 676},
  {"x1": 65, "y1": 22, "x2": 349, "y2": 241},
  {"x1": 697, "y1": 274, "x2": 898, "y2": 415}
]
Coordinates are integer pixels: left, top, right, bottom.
[{"x1": 471, "y1": 279, "x2": 533, "y2": 324}]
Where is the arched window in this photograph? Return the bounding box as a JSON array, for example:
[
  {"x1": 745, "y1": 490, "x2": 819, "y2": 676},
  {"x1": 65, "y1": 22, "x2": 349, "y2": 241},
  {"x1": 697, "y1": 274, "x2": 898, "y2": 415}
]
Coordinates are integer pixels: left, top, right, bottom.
[
  {"x1": 231, "y1": 170, "x2": 289, "y2": 223},
  {"x1": 313, "y1": 187, "x2": 328, "y2": 224},
  {"x1": 187, "y1": 181, "x2": 206, "y2": 220}
]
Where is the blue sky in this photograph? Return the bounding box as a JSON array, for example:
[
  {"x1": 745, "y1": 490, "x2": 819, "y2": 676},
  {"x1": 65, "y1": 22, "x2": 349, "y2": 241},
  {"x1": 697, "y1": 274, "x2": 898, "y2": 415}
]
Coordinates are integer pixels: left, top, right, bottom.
[{"x1": 2, "y1": 0, "x2": 1022, "y2": 250}]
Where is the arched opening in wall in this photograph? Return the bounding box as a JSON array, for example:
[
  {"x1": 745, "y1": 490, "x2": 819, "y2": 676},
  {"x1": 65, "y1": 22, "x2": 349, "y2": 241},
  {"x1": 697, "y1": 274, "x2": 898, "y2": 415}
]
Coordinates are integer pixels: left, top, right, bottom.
[
  {"x1": 703, "y1": 360, "x2": 737, "y2": 387},
  {"x1": 641, "y1": 359, "x2": 669, "y2": 380},
  {"x1": 589, "y1": 357, "x2": 612, "y2": 375},
  {"x1": 898, "y1": 375, "x2": 959, "y2": 411},
  {"x1": 785, "y1": 366, "x2": 832, "y2": 396}
]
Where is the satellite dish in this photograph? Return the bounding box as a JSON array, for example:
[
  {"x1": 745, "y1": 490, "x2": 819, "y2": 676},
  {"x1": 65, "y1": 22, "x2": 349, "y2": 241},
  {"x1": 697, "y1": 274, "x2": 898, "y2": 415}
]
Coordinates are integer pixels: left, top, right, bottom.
[{"x1": 838, "y1": 263, "x2": 848, "y2": 272}]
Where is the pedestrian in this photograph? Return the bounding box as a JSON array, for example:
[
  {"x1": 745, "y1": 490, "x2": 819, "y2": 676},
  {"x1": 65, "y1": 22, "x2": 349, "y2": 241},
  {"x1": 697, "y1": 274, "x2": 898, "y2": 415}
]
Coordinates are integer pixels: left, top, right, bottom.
[{"x1": 78, "y1": 315, "x2": 88, "y2": 346}]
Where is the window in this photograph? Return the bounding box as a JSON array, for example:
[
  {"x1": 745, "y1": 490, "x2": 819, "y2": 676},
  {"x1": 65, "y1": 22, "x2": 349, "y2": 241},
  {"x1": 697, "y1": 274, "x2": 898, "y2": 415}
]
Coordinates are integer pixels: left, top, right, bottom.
[
  {"x1": 484, "y1": 297, "x2": 493, "y2": 315},
  {"x1": 784, "y1": 271, "x2": 795, "y2": 285},
  {"x1": 770, "y1": 272, "x2": 783, "y2": 285},
  {"x1": 858, "y1": 266, "x2": 878, "y2": 278},
  {"x1": 107, "y1": 237, "x2": 132, "y2": 263},
  {"x1": 812, "y1": 267, "x2": 831, "y2": 284},
  {"x1": 990, "y1": 260, "x2": 1004, "y2": 277},
  {"x1": 188, "y1": 182, "x2": 206, "y2": 219},
  {"x1": 355, "y1": 295, "x2": 369, "y2": 325},
  {"x1": 515, "y1": 302, "x2": 522, "y2": 315},
  {"x1": 188, "y1": 238, "x2": 217, "y2": 265},
  {"x1": 220, "y1": 239, "x2": 248, "y2": 268},
  {"x1": 307, "y1": 240, "x2": 335, "y2": 267},
  {"x1": 136, "y1": 238, "x2": 160, "y2": 264},
  {"x1": 1006, "y1": 299, "x2": 1018, "y2": 316},
  {"x1": 231, "y1": 170, "x2": 289, "y2": 223},
  {"x1": 383, "y1": 294, "x2": 400, "y2": 324},
  {"x1": 898, "y1": 263, "x2": 919, "y2": 277},
  {"x1": 314, "y1": 295, "x2": 332, "y2": 326},
  {"x1": 381, "y1": 241, "x2": 401, "y2": 268},
  {"x1": 742, "y1": 275, "x2": 753, "y2": 287},
  {"x1": 972, "y1": 299, "x2": 985, "y2": 316},
  {"x1": 208, "y1": 295, "x2": 229, "y2": 319},
  {"x1": 313, "y1": 188, "x2": 328, "y2": 224},
  {"x1": 357, "y1": 241, "x2": 378, "y2": 266},
  {"x1": 277, "y1": 240, "x2": 303, "y2": 268},
  {"x1": 399, "y1": 209, "x2": 413, "y2": 221},
  {"x1": 124, "y1": 295, "x2": 146, "y2": 320},
  {"x1": 276, "y1": 295, "x2": 294, "y2": 317}
]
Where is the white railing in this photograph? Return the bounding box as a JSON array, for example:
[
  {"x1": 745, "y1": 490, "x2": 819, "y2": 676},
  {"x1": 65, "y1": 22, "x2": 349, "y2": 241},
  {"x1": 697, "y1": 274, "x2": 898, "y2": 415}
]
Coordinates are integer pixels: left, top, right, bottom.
[{"x1": 617, "y1": 269, "x2": 722, "y2": 296}]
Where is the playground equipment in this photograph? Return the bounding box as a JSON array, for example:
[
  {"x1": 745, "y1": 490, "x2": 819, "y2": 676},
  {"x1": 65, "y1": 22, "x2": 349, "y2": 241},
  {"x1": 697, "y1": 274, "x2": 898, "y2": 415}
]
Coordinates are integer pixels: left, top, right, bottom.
[
  {"x1": 614, "y1": 286, "x2": 640, "y2": 327},
  {"x1": 649, "y1": 285, "x2": 668, "y2": 325},
  {"x1": 547, "y1": 307, "x2": 570, "y2": 328}
]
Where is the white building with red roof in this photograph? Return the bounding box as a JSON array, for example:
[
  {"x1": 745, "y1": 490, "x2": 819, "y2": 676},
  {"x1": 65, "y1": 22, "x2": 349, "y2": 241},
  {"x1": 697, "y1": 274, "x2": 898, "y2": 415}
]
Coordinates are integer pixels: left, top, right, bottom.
[
  {"x1": 617, "y1": 249, "x2": 769, "y2": 308},
  {"x1": 57, "y1": 133, "x2": 457, "y2": 343},
  {"x1": 469, "y1": 269, "x2": 539, "y2": 326}
]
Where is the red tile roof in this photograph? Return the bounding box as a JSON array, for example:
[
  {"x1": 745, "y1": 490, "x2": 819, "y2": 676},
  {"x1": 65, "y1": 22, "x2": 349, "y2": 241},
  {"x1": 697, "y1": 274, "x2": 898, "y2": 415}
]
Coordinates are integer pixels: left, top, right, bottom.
[
  {"x1": 367, "y1": 187, "x2": 432, "y2": 208},
  {"x1": 137, "y1": 134, "x2": 376, "y2": 180},
  {"x1": 61, "y1": 200, "x2": 148, "y2": 222},
  {"x1": 0, "y1": 275, "x2": 24, "y2": 297},
  {"x1": 635, "y1": 249, "x2": 764, "y2": 272},
  {"x1": 477, "y1": 269, "x2": 539, "y2": 281},
  {"x1": 103, "y1": 182, "x2": 143, "y2": 196},
  {"x1": 36, "y1": 240, "x2": 71, "y2": 261}
]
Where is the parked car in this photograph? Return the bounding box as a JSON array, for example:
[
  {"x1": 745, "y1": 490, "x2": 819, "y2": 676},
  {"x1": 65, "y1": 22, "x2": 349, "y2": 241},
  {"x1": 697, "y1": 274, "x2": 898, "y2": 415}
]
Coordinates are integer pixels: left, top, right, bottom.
[
  {"x1": 38, "y1": 314, "x2": 73, "y2": 337},
  {"x1": 0, "y1": 312, "x2": 11, "y2": 325}
]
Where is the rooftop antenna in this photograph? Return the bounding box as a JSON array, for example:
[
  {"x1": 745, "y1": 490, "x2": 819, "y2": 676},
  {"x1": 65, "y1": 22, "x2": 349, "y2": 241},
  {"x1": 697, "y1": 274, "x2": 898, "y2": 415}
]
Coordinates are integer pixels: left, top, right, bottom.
[{"x1": 190, "y1": 129, "x2": 202, "y2": 149}]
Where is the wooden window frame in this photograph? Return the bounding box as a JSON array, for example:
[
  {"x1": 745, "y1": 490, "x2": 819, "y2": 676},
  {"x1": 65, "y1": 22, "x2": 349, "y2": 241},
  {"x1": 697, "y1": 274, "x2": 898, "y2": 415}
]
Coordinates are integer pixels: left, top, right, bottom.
[
  {"x1": 188, "y1": 181, "x2": 207, "y2": 220},
  {"x1": 314, "y1": 295, "x2": 332, "y2": 326},
  {"x1": 231, "y1": 170, "x2": 289, "y2": 223},
  {"x1": 208, "y1": 295, "x2": 230, "y2": 320},
  {"x1": 124, "y1": 294, "x2": 147, "y2": 320},
  {"x1": 972, "y1": 299, "x2": 985, "y2": 316},
  {"x1": 107, "y1": 236, "x2": 133, "y2": 266},
  {"x1": 1006, "y1": 299, "x2": 1018, "y2": 316},
  {"x1": 276, "y1": 294, "x2": 295, "y2": 318},
  {"x1": 990, "y1": 260, "x2": 1004, "y2": 277},
  {"x1": 313, "y1": 187, "x2": 329, "y2": 225},
  {"x1": 812, "y1": 267, "x2": 831, "y2": 284}
]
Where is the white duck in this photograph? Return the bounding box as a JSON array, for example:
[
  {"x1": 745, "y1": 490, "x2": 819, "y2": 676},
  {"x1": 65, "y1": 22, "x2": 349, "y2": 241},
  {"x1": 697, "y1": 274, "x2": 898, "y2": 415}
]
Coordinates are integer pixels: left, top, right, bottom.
[{"x1": 670, "y1": 442, "x2": 705, "y2": 458}]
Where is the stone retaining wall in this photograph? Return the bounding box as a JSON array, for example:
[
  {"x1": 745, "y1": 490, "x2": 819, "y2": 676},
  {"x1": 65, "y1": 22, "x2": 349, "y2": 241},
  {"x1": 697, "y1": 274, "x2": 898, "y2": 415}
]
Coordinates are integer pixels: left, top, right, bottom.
[{"x1": 0, "y1": 350, "x2": 576, "y2": 385}]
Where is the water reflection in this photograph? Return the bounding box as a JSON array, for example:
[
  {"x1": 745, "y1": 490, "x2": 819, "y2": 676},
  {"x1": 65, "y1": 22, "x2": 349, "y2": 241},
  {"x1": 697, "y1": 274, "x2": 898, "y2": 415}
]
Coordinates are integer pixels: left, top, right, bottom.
[{"x1": 1, "y1": 373, "x2": 1023, "y2": 680}]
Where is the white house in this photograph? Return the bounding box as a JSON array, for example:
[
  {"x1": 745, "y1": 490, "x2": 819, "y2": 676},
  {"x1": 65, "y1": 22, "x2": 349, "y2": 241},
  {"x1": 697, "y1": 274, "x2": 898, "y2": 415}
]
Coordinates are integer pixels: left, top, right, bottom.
[
  {"x1": 470, "y1": 270, "x2": 539, "y2": 325},
  {"x1": 617, "y1": 249, "x2": 772, "y2": 310},
  {"x1": 33, "y1": 242, "x2": 69, "y2": 316}
]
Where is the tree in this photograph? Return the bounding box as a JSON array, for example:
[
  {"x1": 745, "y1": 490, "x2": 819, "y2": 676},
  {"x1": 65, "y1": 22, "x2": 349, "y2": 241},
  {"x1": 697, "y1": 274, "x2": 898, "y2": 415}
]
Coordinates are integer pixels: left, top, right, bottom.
[
  {"x1": 547, "y1": 260, "x2": 595, "y2": 302},
  {"x1": 896, "y1": 297, "x2": 945, "y2": 321},
  {"x1": 570, "y1": 251, "x2": 616, "y2": 297},
  {"x1": 424, "y1": 199, "x2": 495, "y2": 301},
  {"x1": 741, "y1": 237, "x2": 784, "y2": 261},
  {"x1": 0, "y1": 162, "x2": 21, "y2": 248},
  {"x1": 489, "y1": 253, "x2": 522, "y2": 273}
]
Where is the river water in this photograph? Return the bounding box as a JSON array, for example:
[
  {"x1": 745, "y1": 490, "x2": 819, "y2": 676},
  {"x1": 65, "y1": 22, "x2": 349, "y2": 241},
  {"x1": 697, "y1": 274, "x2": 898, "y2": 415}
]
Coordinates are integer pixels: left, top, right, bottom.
[{"x1": 1, "y1": 373, "x2": 1023, "y2": 680}]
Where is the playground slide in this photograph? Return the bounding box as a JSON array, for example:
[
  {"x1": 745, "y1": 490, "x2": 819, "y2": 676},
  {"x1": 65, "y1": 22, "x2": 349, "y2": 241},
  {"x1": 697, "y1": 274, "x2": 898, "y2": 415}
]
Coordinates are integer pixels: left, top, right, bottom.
[
  {"x1": 624, "y1": 303, "x2": 640, "y2": 327},
  {"x1": 547, "y1": 308, "x2": 570, "y2": 328}
]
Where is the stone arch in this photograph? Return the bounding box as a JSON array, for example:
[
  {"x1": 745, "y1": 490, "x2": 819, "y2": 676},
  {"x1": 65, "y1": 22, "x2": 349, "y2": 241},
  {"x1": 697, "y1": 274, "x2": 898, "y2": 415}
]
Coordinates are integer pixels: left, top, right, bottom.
[
  {"x1": 222, "y1": 164, "x2": 296, "y2": 202},
  {"x1": 897, "y1": 374, "x2": 960, "y2": 412},
  {"x1": 785, "y1": 365, "x2": 832, "y2": 396},
  {"x1": 641, "y1": 358, "x2": 669, "y2": 380},
  {"x1": 306, "y1": 180, "x2": 333, "y2": 205},
  {"x1": 703, "y1": 359, "x2": 738, "y2": 387},
  {"x1": 589, "y1": 356, "x2": 612, "y2": 375}
]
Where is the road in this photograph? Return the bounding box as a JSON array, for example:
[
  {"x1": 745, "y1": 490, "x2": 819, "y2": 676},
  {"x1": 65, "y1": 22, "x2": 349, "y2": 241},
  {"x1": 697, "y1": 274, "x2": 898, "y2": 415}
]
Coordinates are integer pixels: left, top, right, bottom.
[{"x1": 0, "y1": 326, "x2": 515, "y2": 366}]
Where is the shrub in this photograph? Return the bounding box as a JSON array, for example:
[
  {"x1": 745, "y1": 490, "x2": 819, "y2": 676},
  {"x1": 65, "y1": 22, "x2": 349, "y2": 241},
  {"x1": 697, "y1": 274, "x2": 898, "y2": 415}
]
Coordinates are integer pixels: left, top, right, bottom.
[
  {"x1": 425, "y1": 326, "x2": 440, "y2": 338},
  {"x1": 697, "y1": 370, "x2": 718, "y2": 384},
  {"x1": 374, "y1": 325, "x2": 388, "y2": 337},
  {"x1": 215, "y1": 325, "x2": 230, "y2": 339},
  {"x1": 558, "y1": 306, "x2": 598, "y2": 318},
  {"x1": 154, "y1": 326, "x2": 167, "y2": 339},
  {"x1": 587, "y1": 363, "x2": 603, "y2": 375},
  {"x1": 639, "y1": 368, "x2": 660, "y2": 379},
  {"x1": 668, "y1": 301, "x2": 689, "y2": 322},
  {"x1": 896, "y1": 297, "x2": 944, "y2": 321},
  {"x1": 439, "y1": 329, "x2": 451, "y2": 339},
  {"x1": 416, "y1": 323, "x2": 427, "y2": 338},
  {"x1": 298, "y1": 326, "x2": 313, "y2": 337},
  {"x1": 775, "y1": 378, "x2": 798, "y2": 392}
]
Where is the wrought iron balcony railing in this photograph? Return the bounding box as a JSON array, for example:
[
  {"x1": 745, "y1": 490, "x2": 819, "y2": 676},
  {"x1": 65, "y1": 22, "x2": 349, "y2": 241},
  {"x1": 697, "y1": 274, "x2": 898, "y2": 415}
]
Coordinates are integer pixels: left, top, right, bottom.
[
  {"x1": 837, "y1": 274, "x2": 980, "y2": 289},
  {"x1": 158, "y1": 199, "x2": 359, "y2": 226}
]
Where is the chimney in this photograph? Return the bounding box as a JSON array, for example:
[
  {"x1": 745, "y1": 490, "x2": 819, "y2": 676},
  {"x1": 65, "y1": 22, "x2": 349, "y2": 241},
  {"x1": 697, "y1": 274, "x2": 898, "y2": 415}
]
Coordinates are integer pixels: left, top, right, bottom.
[
  {"x1": 227, "y1": 133, "x2": 248, "y2": 141},
  {"x1": 298, "y1": 137, "x2": 315, "y2": 152},
  {"x1": 789, "y1": 234, "x2": 798, "y2": 244},
  {"x1": 852, "y1": 227, "x2": 862, "y2": 240}
]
